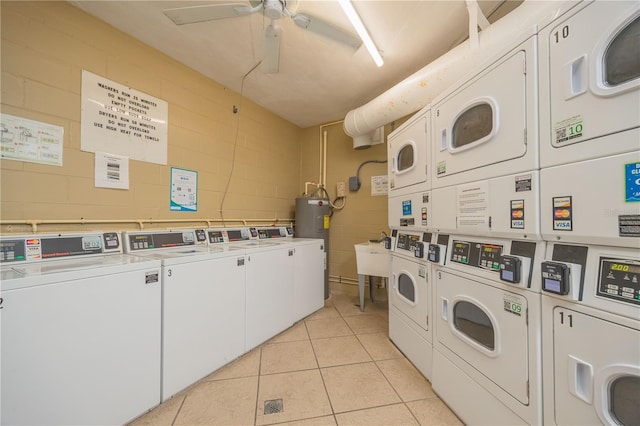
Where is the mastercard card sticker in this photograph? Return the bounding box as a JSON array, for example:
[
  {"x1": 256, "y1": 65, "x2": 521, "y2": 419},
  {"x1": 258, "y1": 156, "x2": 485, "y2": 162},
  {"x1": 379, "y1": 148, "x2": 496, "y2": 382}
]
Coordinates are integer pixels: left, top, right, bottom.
[
  {"x1": 553, "y1": 196, "x2": 573, "y2": 231},
  {"x1": 511, "y1": 199, "x2": 525, "y2": 229}
]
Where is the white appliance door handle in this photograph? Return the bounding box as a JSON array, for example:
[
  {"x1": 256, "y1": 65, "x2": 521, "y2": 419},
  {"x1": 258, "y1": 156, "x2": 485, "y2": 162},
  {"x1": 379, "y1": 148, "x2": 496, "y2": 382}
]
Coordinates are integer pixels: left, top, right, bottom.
[
  {"x1": 392, "y1": 273, "x2": 397, "y2": 289},
  {"x1": 441, "y1": 297, "x2": 448, "y2": 321},
  {"x1": 567, "y1": 355, "x2": 593, "y2": 403},
  {"x1": 392, "y1": 156, "x2": 397, "y2": 173},
  {"x1": 440, "y1": 129, "x2": 447, "y2": 151},
  {"x1": 564, "y1": 55, "x2": 587, "y2": 99}
]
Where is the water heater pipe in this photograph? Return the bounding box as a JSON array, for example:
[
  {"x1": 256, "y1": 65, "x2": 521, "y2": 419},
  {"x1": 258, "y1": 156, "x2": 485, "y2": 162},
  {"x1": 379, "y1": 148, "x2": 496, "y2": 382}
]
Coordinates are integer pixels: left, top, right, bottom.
[
  {"x1": 317, "y1": 120, "x2": 343, "y2": 189},
  {"x1": 342, "y1": 0, "x2": 579, "y2": 141}
]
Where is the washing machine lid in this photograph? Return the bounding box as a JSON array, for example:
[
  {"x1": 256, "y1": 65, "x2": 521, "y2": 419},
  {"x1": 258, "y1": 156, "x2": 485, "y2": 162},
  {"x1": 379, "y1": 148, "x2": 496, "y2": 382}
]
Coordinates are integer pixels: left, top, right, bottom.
[{"x1": 1, "y1": 253, "x2": 161, "y2": 291}]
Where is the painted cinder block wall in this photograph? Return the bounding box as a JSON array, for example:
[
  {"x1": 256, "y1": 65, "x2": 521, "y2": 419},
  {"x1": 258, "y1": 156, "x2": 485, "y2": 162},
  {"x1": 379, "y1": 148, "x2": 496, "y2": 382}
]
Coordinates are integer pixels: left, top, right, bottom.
[{"x1": 0, "y1": 1, "x2": 390, "y2": 294}]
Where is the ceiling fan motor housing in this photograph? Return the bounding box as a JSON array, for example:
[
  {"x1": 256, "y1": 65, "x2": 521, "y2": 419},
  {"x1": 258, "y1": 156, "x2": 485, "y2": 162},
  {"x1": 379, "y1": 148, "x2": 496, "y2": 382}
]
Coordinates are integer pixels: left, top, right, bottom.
[{"x1": 263, "y1": 0, "x2": 285, "y2": 20}]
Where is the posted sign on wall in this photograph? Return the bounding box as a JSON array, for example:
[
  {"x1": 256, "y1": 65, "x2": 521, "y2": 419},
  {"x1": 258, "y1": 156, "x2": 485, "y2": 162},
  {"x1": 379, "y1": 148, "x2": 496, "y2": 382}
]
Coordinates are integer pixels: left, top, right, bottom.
[{"x1": 81, "y1": 70, "x2": 168, "y2": 165}]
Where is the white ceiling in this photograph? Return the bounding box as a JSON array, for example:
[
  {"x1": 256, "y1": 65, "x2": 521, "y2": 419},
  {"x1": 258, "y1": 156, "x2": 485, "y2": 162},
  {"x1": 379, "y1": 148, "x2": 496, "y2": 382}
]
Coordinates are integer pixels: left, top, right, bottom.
[{"x1": 70, "y1": 0, "x2": 520, "y2": 128}]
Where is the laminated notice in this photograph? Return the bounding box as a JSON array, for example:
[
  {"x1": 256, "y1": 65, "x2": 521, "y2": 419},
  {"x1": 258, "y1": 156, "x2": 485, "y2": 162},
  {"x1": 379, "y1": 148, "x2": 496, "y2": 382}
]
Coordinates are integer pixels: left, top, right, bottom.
[{"x1": 619, "y1": 215, "x2": 640, "y2": 237}]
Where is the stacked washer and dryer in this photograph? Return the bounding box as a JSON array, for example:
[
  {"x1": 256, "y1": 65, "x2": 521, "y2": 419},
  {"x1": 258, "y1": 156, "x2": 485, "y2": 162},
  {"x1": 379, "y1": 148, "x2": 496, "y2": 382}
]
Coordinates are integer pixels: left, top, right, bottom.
[
  {"x1": 428, "y1": 21, "x2": 546, "y2": 425},
  {"x1": 538, "y1": 2, "x2": 640, "y2": 425},
  {"x1": 387, "y1": 105, "x2": 435, "y2": 381},
  {"x1": 386, "y1": 1, "x2": 639, "y2": 424}
]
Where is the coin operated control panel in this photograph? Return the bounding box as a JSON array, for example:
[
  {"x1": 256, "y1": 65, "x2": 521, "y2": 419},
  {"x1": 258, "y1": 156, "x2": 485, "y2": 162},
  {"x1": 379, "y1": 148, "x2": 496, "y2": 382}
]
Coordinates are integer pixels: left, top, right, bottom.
[
  {"x1": 124, "y1": 229, "x2": 207, "y2": 252},
  {"x1": 395, "y1": 232, "x2": 424, "y2": 259},
  {"x1": 450, "y1": 240, "x2": 503, "y2": 272},
  {"x1": 597, "y1": 258, "x2": 640, "y2": 306},
  {"x1": 0, "y1": 232, "x2": 122, "y2": 264}
]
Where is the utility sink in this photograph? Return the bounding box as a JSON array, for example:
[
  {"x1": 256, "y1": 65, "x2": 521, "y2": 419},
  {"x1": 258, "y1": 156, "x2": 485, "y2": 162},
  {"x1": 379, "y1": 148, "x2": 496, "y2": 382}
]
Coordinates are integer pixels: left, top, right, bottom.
[
  {"x1": 354, "y1": 241, "x2": 390, "y2": 312},
  {"x1": 354, "y1": 241, "x2": 390, "y2": 277}
]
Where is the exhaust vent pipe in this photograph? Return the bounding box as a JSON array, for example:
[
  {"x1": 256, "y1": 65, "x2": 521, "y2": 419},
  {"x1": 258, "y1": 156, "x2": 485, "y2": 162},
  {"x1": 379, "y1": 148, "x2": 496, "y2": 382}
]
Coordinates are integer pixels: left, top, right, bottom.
[{"x1": 343, "y1": 0, "x2": 579, "y2": 142}]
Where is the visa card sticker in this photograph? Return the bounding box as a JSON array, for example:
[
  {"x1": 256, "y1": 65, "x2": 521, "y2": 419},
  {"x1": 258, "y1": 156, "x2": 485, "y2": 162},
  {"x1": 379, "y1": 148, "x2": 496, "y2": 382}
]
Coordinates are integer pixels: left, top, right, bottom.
[{"x1": 625, "y1": 162, "x2": 640, "y2": 202}]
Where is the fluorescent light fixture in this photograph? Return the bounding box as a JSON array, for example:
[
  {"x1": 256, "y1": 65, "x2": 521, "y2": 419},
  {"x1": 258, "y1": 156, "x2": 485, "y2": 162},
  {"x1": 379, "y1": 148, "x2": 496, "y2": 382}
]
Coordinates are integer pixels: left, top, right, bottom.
[{"x1": 337, "y1": 0, "x2": 384, "y2": 67}]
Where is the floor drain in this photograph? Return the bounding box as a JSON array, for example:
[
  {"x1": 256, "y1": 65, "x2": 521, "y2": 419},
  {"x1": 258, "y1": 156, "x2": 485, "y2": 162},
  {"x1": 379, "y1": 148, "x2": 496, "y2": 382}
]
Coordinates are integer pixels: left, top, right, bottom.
[{"x1": 264, "y1": 398, "x2": 283, "y2": 415}]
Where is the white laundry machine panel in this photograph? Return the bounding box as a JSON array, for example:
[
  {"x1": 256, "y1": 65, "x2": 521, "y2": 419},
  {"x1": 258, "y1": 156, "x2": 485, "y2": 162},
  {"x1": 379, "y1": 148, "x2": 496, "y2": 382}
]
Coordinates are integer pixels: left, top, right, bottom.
[
  {"x1": 431, "y1": 172, "x2": 541, "y2": 240},
  {"x1": 244, "y1": 243, "x2": 295, "y2": 350},
  {"x1": 1, "y1": 233, "x2": 162, "y2": 426},
  {"x1": 388, "y1": 190, "x2": 431, "y2": 231},
  {"x1": 432, "y1": 235, "x2": 544, "y2": 424},
  {"x1": 123, "y1": 229, "x2": 245, "y2": 401},
  {"x1": 432, "y1": 35, "x2": 537, "y2": 188},
  {"x1": 539, "y1": 1, "x2": 640, "y2": 168},
  {"x1": 390, "y1": 254, "x2": 430, "y2": 334},
  {"x1": 291, "y1": 238, "x2": 325, "y2": 321},
  {"x1": 541, "y1": 151, "x2": 640, "y2": 248},
  {"x1": 388, "y1": 230, "x2": 433, "y2": 380},
  {"x1": 388, "y1": 106, "x2": 430, "y2": 196},
  {"x1": 541, "y1": 243, "x2": 640, "y2": 425}
]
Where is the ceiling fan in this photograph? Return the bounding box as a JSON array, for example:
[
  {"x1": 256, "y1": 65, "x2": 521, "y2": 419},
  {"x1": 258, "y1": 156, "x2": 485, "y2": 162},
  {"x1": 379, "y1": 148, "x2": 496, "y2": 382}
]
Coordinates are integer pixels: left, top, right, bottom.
[{"x1": 162, "y1": 0, "x2": 363, "y2": 73}]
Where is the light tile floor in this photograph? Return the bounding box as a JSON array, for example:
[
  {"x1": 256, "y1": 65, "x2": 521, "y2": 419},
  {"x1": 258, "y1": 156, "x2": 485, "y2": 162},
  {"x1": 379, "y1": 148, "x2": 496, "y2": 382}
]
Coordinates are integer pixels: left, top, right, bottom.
[{"x1": 129, "y1": 292, "x2": 463, "y2": 426}]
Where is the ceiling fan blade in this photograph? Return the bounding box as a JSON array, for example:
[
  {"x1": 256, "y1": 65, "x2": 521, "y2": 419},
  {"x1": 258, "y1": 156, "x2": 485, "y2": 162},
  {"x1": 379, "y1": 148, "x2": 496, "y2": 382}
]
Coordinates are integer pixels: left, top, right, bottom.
[
  {"x1": 262, "y1": 24, "x2": 281, "y2": 74},
  {"x1": 163, "y1": 3, "x2": 258, "y2": 25},
  {"x1": 292, "y1": 13, "x2": 362, "y2": 49}
]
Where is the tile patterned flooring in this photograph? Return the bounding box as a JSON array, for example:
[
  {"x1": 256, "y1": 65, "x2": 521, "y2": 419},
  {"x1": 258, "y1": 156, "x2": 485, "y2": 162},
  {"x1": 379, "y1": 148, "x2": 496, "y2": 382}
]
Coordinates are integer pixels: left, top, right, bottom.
[{"x1": 129, "y1": 292, "x2": 463, "y2": 426}]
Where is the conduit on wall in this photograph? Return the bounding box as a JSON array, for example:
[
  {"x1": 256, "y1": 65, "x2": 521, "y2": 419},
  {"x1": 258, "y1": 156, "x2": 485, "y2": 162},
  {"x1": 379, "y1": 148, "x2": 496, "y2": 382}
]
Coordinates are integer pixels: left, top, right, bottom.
[
  {"x1": 0, "y1": 218, "x2": 294, "y2": 234},
  {"x1": 343, "y1": 0, "x2": 579, "y2": 143}
]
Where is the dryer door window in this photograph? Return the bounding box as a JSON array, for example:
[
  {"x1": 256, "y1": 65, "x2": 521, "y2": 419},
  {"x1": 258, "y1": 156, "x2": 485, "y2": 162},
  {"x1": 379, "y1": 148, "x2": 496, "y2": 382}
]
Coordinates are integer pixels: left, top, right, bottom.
[
  {"x1": 396, "y1": 143, "x2": 415, "y2": 173},
  {"x1": 610, "y1": 375, "x2": 640, "y2": 425},
  {"x1": 397, "y1": 272, "x2": 416, "y2": 304},
  {"x1": 604, "y1": 16, "x2": 640, "y2": 87},
  {"x1": 453, "y1": 300, "x2": 495, "y2": 350},
  {"x1": 451, "y1": 102, "x2": 494, "y2": 150}
]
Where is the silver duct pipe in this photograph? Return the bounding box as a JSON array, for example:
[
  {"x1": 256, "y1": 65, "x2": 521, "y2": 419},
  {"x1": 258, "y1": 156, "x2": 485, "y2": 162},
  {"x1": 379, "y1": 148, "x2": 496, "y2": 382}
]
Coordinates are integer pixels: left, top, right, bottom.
[{"x1": 343, "y1": 0, "x2": 580, "y2": 143}]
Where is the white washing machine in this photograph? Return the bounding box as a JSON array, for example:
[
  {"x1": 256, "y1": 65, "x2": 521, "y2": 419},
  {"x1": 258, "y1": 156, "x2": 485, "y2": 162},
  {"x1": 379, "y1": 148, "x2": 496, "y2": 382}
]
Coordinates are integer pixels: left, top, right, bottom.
[
  {"x1": 0, "y1": 232, "x2": 162, "y2": 426},
  {"x1": 388, "y1": 228, "x2": 432, "y2": 380},
  {"x1": 431, "y1": 171, "x2": 542, "y2": 240},
  {"x1": 387, "y1": 105, "x2": 430, "y2": 197},
  {"x1": 123, "y1": 229, "x2": 246, "y2": 401},
  {"x1": 541, "y1": 242, "x2": 640, "y2": 425},
  {"x1": 538, "y1": 0, "x2": 640, "y2": 169},
  {"x1": 216, "y1": 226, "x2": 299, "y2": 351},
  {"x1": 432, "y1": 28, "x2": 538, "y2": 189},
  {"x1": 432, "y1": 235, "x2": 545, "y2": 425}
]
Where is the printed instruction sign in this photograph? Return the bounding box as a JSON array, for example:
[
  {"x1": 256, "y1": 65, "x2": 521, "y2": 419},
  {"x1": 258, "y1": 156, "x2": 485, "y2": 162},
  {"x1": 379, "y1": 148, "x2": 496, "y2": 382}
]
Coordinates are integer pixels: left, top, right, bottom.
[
  {"x1": 457, "y1": 181, "x2": 489, "y2": 229},
  {"x1": 371, "y1": 175, "x2": 388, "y2": 196},
  {"x1": 81, "y1": 70, "x2": 168, "y2": 165},
  {"x1": 0, "y1": 113, "x2": 64, "y2": 166},
  {"x1": 95, "y1": 152, "x2": 129, "y2": 190},
  {"x1": 170, "y1": 167, "x2": 198, "y2": 212}
]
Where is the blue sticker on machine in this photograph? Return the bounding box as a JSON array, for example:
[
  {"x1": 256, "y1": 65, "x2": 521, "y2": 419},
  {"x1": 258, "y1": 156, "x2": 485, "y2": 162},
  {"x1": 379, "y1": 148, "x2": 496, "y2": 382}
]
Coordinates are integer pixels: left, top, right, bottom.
[
  {"x1": 626, "y1": 162, "x2": 640, "y2": 202},
  {"x1": 402, "y1": 200, "x2": 412, "y2": 216}
]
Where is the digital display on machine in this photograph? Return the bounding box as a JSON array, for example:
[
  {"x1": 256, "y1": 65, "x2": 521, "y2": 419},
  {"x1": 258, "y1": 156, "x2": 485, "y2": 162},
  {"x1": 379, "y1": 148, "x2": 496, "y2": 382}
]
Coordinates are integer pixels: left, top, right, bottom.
[
  {"x1": 0, "y1": 239, "x2": 26, "y2": 262},
  {"x1": 597, "y1": 258, "x2": 640, "y2": 305},
  {"x1": 543, "y1": 278, "x2": 562, "y2": 293},
  {"x1": 128, "y1": 232, "x2": 195, "y2": 251},
  {"x1": 208, "y1": 230, "x2": 225, "y2": 244},
  {"x1": 259, "y1": 228, "x2": 284, "y2": 239},
  {"x1": 451, "y1": 240, "x2": 503, "y2": 271},
  {"x1": 451, "y1": 241, "x2": 470, "y2": 264},
  {"x1": 396, "y1": 233, "x2": 420, "y2": 252},
  {"x1": 41, "y1": 236, "x2": 103, "y2": 258},
  {"x1": 226, "y1": 230, "x2": 247, "y2": 242}
]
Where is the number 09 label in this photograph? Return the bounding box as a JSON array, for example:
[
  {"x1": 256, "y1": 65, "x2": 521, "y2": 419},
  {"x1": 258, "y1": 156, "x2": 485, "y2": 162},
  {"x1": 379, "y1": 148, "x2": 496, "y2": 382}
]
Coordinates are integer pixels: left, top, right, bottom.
[{"x1": 503, "y1": 294, "x2": 524, "y2": 317}]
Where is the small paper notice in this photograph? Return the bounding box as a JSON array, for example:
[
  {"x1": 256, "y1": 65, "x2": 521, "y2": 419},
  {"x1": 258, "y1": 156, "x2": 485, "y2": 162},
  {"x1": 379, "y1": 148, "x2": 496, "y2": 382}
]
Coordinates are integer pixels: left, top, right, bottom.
[{"x1": 95, "y1": 152, "x2": 129, "y2": 190}]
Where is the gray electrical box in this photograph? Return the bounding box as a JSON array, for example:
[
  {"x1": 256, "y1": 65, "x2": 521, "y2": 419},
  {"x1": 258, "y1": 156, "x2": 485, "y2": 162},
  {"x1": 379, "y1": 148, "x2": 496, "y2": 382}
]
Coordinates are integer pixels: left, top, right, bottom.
[
  {"x1": 295, "y1": 197, "x2": 330, "y2": 298},
  {"x1": 349, "y1": 176, "x2": 360, "y2": 191}
]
